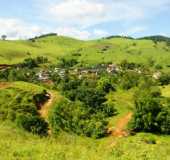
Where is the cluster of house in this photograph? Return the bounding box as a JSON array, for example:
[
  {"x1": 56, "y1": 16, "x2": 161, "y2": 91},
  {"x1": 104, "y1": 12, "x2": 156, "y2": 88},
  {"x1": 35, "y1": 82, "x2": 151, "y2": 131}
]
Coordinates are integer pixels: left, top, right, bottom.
[
  {"x1": 36, "y1": 64, "x2": 120, "y2": 81},
  {"x1": 36, "y1": 68, "x2": 66, "y2": 81},
  {"x1": 35, "y1": 63, "x2": 162, "y2": 82}
]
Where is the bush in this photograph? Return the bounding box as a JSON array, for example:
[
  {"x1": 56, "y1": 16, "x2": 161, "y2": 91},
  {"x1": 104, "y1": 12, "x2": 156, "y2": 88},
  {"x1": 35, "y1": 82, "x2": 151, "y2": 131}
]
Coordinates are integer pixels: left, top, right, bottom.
[
  {"x1": 16, "y1": 114, "x2": 48, "y2": 136},
  {"x1": 0, "y1": 88, "x2": 49, "y2": 136},
  {"x1": 120, "y1": 71, "x2": 141, "y2": 90},
  {"x1": 49, "y1": 99, "x2": 109, "y2": 138},
  {"x1": 97, "y1": 77, "x2": 116, "y2": 93},
  {"x1": 58, "y1": 57, "x2": 78, "y2": 68},
  {"x1": 33, "y1": 90, "x2": 50, "y2": 109},
  {"x1": 159, "y1": 73, "x2": 170, "y2": 85},
  {"x1": 130, "y1": 86, "x2": 170, "y2": 134}
]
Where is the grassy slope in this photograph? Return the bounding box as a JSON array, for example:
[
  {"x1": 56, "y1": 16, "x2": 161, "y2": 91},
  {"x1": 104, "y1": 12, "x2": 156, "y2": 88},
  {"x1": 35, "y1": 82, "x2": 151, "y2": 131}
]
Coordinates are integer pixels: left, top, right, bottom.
[
  {"x1": 0, "y1": 36, "x2": 85, "y2": 64},
  {"x1": 0, "y1": 84, "x2": 170, "y2": 160},
  {"x1": 0, "y1": 83, "x2": 170, "y2": 160},
  {"x1": 0, "y1": 36, "x2": 170, "y2": 159},
  {"x1": 0, "y1": 36, "x2": 170, "y2": 68}
]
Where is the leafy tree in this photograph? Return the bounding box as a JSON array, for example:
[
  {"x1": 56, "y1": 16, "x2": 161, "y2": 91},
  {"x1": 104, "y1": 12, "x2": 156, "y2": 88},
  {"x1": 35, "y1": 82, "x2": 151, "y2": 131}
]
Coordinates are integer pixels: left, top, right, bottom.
[
  {"x1": 97, "y1": 77, "x2": 115, "y2": 93},
  {"x1": 33, "y1": 90, "x2": 50, "y2": 109},
  {"x1": 16, "y1": 114, "x2": 48, "y2": 136},
  {"x1": 1, "y1": 35, "x2": 7, "y2": 40},
  {"x1": 58, "y1": 57, "x2": 78, "y2": 68},
  {"x1": 130, "y1": 85, "x2": 170, "y2": 134},
  {"x1": 159, "y1": 72, "x2": 170, "y2": 85},
  {"x1": 49, "y1": 99, "x2": 108, "y2": 138}
]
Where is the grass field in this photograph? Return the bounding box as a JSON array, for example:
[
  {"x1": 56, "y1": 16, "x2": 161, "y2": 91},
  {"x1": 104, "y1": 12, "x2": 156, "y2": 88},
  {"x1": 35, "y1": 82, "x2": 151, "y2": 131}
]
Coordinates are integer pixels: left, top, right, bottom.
[
  {"x1": 0, "y1": 35, "x2": 170, "y2": 68},
  {"x1": 0, "y1": 115, "x2": 170, "y2": 160}
]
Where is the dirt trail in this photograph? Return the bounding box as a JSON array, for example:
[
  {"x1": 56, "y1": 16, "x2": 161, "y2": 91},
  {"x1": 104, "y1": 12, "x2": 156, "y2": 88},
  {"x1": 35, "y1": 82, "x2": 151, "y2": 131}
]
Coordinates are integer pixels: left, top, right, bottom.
[
  {"x1": 38, "y1": 92, "x2": 57, "y2": 135},
  {"x1": 108, "y1": 112, "x2": 132, "y2": 138},
  {"x1": 39, "y1": 92, "x2": 55, "y2": 119},
  {"x1": 0, "y1": 82, "x2": 11, "y2": 89}
]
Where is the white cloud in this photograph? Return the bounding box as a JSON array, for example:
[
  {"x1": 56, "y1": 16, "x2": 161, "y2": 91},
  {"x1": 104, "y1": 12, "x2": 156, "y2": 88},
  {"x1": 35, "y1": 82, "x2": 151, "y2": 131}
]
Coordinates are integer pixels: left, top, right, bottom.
[
  {"x1": 55, "y1": 27, "x2": 91, "y2": 39},
  {"x1": 0, "y1": 17, "x2": 109, "y2": 40},
  {"x1": 1, "y1": 0, "x2": 170, "y2": 40},
  {"x1": 93, "y1": 29, "x2": 109, "y2": 37},
  {"x1": 47, "y1": 0, "x2": 144, "y2": 28},
  {"x1": 124, "y1": 26, "x2": 147, "y2": 35},
  {"x1": 45, "y1": 0, "x2": 170, "y2": 28},
  {"x1": 0, "y1": 18, "x2": 45, "y2": 40}
]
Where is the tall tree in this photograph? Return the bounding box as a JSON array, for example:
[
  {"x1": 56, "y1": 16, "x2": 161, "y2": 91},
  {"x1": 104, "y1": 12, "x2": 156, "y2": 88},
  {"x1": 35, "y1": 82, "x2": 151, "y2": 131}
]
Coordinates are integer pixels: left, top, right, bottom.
[{"x1": 1, "y1": 35, "x2": 7, "y2": 40}]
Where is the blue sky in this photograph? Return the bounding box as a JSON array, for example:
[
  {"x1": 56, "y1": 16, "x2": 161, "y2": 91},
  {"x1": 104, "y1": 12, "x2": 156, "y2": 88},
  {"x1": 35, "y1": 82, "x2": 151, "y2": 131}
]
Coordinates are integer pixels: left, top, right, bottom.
[{"x1": 0, "y1": 0, "x2": 170, "y2": 39}]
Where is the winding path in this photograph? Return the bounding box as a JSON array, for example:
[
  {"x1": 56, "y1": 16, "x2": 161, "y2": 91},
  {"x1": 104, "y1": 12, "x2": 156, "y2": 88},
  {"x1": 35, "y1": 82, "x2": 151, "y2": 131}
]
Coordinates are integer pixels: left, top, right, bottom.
[
  {"x1": 38, "y1": 92, "x2": 55, "y2": 119},
  {"x1": 108, "y1": 112, "x2": 133, "y2": 138}
]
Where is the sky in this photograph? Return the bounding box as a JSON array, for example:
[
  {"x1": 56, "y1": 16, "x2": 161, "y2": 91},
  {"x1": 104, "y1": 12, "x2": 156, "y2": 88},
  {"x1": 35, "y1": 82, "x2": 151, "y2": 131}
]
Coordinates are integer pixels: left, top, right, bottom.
[{"x1": 0, "y1": 0, "x2": 170, "y2": 40}]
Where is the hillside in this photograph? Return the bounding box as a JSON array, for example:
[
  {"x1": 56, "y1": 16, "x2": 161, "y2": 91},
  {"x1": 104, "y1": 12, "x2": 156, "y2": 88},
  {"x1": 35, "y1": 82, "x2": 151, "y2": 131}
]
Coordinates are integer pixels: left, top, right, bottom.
[
  {"x1": 0, "y1": 35, "x2": 170, "y2": 69},
  {"x1": 0, "y1": 84, "x2": 170, "y2": 160},
  {"x1": 1, "y1": 35, "x2": 170, "y2": 160}
]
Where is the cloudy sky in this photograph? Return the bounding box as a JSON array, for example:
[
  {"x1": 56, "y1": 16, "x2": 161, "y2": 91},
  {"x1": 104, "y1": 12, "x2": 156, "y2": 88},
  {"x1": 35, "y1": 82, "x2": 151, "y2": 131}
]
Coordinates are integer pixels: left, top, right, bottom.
[{"x1": 0, "y1": 0, "x2": 170, "y2": 40}]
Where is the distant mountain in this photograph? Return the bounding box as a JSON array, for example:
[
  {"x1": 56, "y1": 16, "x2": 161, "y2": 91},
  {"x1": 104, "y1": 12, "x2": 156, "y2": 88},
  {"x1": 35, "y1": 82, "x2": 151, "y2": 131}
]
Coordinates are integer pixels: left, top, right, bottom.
[{"x1": 138, "y1": 35, "x2": 170, "y2": 43}]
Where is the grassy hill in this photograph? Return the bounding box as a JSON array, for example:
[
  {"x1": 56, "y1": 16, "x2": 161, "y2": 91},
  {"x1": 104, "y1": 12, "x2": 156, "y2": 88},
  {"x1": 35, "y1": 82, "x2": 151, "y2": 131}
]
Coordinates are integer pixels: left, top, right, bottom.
[
  {"x1": 0, "y1": 35, "x2": 170, "y2": 68},
  {"x1": 1, "y1": 35, "x2": 170, "y2": 160},
  {"x1": 0, "y1": 84, "x2": 170, "y2": 160}
]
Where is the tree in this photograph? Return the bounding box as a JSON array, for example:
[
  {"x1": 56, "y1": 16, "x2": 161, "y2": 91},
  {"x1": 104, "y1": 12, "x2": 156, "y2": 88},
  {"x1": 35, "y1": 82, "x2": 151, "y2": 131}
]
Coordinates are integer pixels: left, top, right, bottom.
[
  {"x1": 97, "y1": 77, "x2": 115, "y2": 93},
  {"x1": 130, "y1": 85, "x2": 170, "y2": 134},
  {"x1": 49, "y1": 99, "x2": 108, "y2": 138},
  {"x1": 1, "y1": 35, "x2": 7, "y2": 40}
]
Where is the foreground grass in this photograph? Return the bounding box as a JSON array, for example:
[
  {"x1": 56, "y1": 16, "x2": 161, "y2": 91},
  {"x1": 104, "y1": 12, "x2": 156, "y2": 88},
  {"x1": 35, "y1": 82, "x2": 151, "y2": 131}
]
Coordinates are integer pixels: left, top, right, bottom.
[{"x1": 0, "y1": 121, "x2": 170, "y2": 160}]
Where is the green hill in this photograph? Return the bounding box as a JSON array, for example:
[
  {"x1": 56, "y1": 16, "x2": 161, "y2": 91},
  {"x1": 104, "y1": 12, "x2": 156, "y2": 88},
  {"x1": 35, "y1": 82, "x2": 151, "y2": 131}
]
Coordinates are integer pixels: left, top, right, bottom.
[
  {"x1": 1, "y1": 35, "x2": 170, "y2": 160},
  {"x1": 0, "y1": 35, "x2": 170, "y2": 68}
]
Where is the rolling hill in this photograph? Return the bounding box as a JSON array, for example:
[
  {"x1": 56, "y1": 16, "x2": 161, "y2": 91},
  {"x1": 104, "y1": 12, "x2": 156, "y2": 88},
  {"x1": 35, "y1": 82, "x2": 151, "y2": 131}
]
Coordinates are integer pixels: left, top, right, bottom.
[
  {"x1": 1, "y1": 34, "x2": 170, "y2": 160},
  {"x1": 0, "y1": 35, "x2": 170, "y2": 69}
]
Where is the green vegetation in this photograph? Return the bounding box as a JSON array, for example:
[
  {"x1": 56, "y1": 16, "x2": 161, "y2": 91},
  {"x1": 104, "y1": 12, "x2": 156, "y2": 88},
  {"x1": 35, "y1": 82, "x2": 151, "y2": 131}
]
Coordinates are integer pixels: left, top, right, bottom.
[
  {"x1": 130, "y1": 84, "x2": 170, "y2": 134},
  {"x1": 0, "y1": 83, "x2": 49, "y2": 135},
  {"x1": 0, "y1": 35, "x2": 170, "y2": 70},
  {"x1": 0, "y1": 35, "x2": 170, "y2": 159}
]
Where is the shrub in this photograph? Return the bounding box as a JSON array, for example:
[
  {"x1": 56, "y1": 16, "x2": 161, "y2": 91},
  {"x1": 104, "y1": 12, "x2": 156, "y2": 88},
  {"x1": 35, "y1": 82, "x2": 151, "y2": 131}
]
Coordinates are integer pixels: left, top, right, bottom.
[
  {"x1": 0, "y1": 88, "x2": 49, "y2": 136},
  {"x1": 130, "y1": 86, "x2": 170, "y2": 134},
  {"x1": 33, "y1": 90, "x2": 50, "y2": 109},
  {"x1": 16, "y1": 114, "x2": 48, "y2": 136},
  {"x1": 49, "y1": 99, "x2": 109, "y2": 138},
  {"x1": 159, "y1": 73, "x2": 170, "y2": 85}
]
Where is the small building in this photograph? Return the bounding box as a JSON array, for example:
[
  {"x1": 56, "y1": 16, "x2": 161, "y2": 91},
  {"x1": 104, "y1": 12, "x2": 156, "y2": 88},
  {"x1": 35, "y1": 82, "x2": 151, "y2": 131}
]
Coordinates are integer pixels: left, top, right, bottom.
[
  {"x1": 153, "y1": 72, "x2": 161, "y2": 80},
  {"x1": 58, "y1": 69, "x2": 66, "y2": 78},
  {"x1": 37, "y1": 70, "x2": 49, "y2": 81},
  {"x1": 106, "y1": 64, "x2": 119, "y2": 73}
]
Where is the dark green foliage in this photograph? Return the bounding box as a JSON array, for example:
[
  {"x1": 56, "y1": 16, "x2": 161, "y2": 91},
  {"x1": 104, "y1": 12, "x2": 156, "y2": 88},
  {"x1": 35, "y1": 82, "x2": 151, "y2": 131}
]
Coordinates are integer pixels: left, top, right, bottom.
[
  {"x1": 33, "y1": 90, "x2": 50, "y2": 109},
  {"x1": 16, "y1": 114, "x2": 48, "y2": 136},
  {"x1": 159, "y1": 72, "x2": 170, "y2": 85},
  {"x1": 58, "y1": 57, "x2": 78, "y2": 68},
  {"x1": 36, "y1": 56, "x2": 48, "y2": 64},
  {"x1": 0, "y1": 68, "x2": 37, "y2": 82},
  {"x1": 97, "y1": 77, "x2": 116, "y2": 93},
  {"x1": 17, "y1": 57, "x2": 48, "y2": 68},
  {"x1": 139, "y1": 35, "x2": 170, "y2": 44},
  {"x1": 130, "y1": 85, "x2": 170, "y2": 134},
  {"x1": 50, "y1": 73, "x2": 116, "y2": 138},
  {"x1": 156, "y1": 104, "x2": 170, "y2": 134},
  {"x1": 155, "y1": 64, "x2": 163, "y2": 70},
  {"x1": 18, "y1": 58, "x2": 38, "y2": 68},
  {"x1": 120, "y1": 71, "x2": 142, "y2": 90},
  {"x1": 0, "y1": 88, "x2": 48, "y2": 136},
  {"x1": 49, "y1": 99, "x2": 108, "y2": 138},
  {"x1": 29, "y1": 33, "x2": 57, "y2": 41},
  {"x1": 105, "y1": 35, "x2": 134, "y2": 40},
  {"x1": 120, "y1": 60, "x2": 142, "y2": 70}
]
